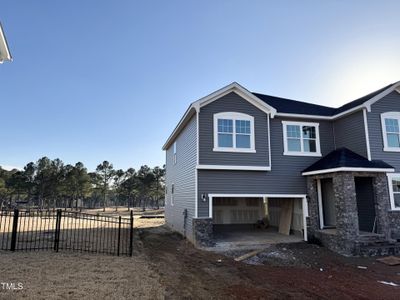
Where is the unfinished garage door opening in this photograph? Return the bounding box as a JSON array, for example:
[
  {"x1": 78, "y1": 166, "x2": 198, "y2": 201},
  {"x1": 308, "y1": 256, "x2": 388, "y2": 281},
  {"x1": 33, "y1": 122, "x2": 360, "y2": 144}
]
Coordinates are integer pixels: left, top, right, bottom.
[{"x1": 209, "y1": 195, "x2": 308, "y2": 249}]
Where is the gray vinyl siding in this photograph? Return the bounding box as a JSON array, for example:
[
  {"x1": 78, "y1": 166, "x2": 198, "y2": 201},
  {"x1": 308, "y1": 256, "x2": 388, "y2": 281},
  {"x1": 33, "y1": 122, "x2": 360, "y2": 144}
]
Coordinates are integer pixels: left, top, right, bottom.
[
  {"x1": 165, "y1": 115, "x2": 197, "y2": 242},
  {"x1": 367, "y1": 91, "x2": 400, "y2": 171},
  {"x1": 197, "y1": 116, "x2": 335, "y2": 217},
  {"x1": 333, "y1": 110, "x2": 368, "y2": 158},
  {"x1": 199, "y1": 92, "x2": 269, "y2": 166}
]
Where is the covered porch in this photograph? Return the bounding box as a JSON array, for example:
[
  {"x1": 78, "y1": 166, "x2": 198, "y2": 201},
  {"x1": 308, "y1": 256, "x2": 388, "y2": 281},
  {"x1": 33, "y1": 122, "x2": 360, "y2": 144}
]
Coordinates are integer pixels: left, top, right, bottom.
[{"x1": 303, "y1": 148, "x2": 396, "y2": 255}]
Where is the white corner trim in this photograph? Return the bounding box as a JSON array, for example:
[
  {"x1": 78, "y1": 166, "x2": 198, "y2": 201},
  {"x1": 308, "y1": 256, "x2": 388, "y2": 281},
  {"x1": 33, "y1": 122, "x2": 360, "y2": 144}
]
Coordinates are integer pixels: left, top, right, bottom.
[
  {"x1": 387, "y1": 173, "x2": 400, "y2": 211},
  {"x1": 195, "y1": 110, "x2": 199, "y2": 218},
  {"x1": 380, "y1": 112, "x2": 400, "y2": 152},
  {"x1": 267, "y1": 114, "x2": 272, "y2": 168},
  {"x1": 363, "y1": 108, "x2": 372, "y2": 161},
  {"x1": 282, "y1": 121, "x2": 322, "y2": 156},
  {"x1": 302, "y1": 167, "x2": 395, "y2": 176},
  {"x1": 213, "y1": 112, "x2": 256, "y2": 152},
  {"x1": 317, "y1": 179, "x2": 324, "y2": 229},
  {"x1": 302, "y1": 196, "x2": 309, "y2": 242},
  {"x1": 196, "y1": 164, "x2": 271, "y2": 171}
]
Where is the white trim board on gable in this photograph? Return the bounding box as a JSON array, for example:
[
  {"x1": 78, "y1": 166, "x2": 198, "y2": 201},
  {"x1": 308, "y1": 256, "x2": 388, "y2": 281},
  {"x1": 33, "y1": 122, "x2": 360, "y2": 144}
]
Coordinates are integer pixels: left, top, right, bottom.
[{"x1": 162, "y1": 82, "x2": 276, "y2": 150}]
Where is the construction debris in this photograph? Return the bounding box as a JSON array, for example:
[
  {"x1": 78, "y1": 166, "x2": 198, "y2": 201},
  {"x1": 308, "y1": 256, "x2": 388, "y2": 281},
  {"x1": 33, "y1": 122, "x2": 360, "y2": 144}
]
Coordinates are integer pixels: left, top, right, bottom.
[
  {"x1": 234, "y1": 249, "x2": 264, "y2": 262},
  {"x1": 376, "y1": 256, "x2": 400, "y2": 266},
  {"x1": 378, "y1": 281, "x2": 399, "y2": 287},
  {"x1": 357, "y1": 266, "x2": 368, "y2": 269}
]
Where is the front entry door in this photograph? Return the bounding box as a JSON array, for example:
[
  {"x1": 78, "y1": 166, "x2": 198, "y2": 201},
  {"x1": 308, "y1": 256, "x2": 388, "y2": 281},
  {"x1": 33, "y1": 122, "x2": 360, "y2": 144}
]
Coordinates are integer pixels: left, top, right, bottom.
[{"x1": 355, "y1": 177, "x2": 376, "y2": 232}]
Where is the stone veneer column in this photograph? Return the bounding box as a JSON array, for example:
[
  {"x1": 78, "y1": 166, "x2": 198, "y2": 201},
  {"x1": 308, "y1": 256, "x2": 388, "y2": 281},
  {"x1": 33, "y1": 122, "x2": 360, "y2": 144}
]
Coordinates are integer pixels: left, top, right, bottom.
[
  {"x1": 332, "y1": 172, "x2": 359, "y2": 241},
  {"x1": 306, "y1": 177, "x2": 320, "y2": 238},
  {"x1": 192, "y1": 218, "x2": 214, "y2": 247},
  {"x1": 373, "y1": 173, "x2": 391, "y2": 238}
]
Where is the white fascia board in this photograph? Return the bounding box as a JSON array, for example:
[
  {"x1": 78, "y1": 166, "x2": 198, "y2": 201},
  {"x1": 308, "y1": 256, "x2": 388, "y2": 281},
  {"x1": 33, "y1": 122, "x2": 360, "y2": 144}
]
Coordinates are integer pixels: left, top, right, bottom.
[
  {"x1": 302, "y1": 167, "x2": 395, "y2": 176},
  {"x1": 0, "y1": 22, "x2": 12, "y2": 63},
  {"x1": 275, "y1": 104, "x2": 367, "y2": 121},
  {"x1": 196, "y1": 164, "x2": 271, "y2": 171},
  {"x1": 363, "y1": 81, "x2": 400, "y2": 111},
  {"x1": 162, "y1": 105, "x2": 197, "y2": 150},
  {"x1": 196, "y1": 82, "x2": 277, "y2": 116}
]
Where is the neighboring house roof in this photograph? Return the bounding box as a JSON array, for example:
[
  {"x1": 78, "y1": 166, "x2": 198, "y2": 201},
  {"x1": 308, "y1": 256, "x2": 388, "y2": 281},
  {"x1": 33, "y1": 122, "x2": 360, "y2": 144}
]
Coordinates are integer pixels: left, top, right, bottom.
[
  {"x1": 302, "y1": 148, "x2": 394, "y2": 176},
  {"x1": 0, "y1": 22, "x2": 12, "y2": 63},
  {"x1": 163, "y1": 81, "x2": 400, "y2": 150}
]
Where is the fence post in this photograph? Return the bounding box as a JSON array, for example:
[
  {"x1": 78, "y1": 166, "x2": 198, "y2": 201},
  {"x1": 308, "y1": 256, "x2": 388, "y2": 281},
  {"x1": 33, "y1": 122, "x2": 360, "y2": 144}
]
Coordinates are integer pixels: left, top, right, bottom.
[
  {"x1": 10, "y1": 209, "x2": 19, "y2": 251},
  {"x1": 117, "y1": 216, "x2": 121, "y2": 256},
  {"x1": 129, "y1": 210, "x2": 133, "y2": 257},
  {"x1": 54, "y1": 209, "x2": 62, "y2": 252}
]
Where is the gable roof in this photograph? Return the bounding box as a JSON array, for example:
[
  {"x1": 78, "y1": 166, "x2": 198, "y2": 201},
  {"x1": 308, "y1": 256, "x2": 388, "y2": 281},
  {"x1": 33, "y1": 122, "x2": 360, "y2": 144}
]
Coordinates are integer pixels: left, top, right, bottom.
[
  {"x1": 302, "y1": 148, "x2": 394, "y2": 176},
  {"x1": 0, "y1": 22, "x2": 12, "y2": 63},
  {"x1": 163, "y1": 81, "x2": 400, "y2": 150},
  {"x1": 253, "y1": 82, "x2": 400, "y2": 119},
  {"x1": 162, "y1": 82, "x2": 276, "y2": 150}
]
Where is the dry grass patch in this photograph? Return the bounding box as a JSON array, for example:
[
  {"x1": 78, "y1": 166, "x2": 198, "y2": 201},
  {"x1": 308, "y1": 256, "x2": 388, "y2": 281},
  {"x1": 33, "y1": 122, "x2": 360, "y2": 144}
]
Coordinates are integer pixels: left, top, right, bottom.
[{"x1": 0, "y1": 251, "x2": 164, "y2": 300}]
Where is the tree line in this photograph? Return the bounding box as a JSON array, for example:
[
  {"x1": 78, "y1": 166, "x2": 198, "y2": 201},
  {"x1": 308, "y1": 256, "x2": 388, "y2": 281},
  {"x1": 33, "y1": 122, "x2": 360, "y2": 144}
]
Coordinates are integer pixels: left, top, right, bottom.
[{"x1": 0, "y1": 157, "x2": 165, "y2": 211}]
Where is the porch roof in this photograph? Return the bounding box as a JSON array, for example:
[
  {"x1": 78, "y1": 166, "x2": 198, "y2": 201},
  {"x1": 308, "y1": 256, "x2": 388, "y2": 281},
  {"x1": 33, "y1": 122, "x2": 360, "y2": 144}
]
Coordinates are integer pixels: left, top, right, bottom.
[{"x1": 302, "y1": 148, "x2": 394, "y2": 176}]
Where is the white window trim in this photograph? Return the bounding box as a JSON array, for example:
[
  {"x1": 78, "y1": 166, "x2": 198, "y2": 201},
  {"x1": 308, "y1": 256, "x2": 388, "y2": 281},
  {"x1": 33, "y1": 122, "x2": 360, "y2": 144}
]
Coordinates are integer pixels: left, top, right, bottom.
[
  {"x1": 380, "y1": 112, "x2": 400, "y2": 152},
  {"x1": 173, "y1": 142, "x2": 177, "y2": 164},
  {"x1": 387, "y1": 173, "x2": 400, "y2": 211},
  {"x1": 171, "y1": 183, "x2": 174, "y2": 206},
  {"x1": 213, "y1": 112, "x2": 256, "y2": 153},
  {"x1": 282, "y1": 121, "x2": 321, "y2": 156}
]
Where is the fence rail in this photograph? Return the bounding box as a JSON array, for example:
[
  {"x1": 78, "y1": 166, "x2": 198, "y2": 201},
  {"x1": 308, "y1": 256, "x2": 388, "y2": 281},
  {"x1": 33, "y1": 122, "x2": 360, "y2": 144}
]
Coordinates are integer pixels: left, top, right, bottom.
[{"x1": 0, "y1": 209, "x2": 134, "y2": 256}]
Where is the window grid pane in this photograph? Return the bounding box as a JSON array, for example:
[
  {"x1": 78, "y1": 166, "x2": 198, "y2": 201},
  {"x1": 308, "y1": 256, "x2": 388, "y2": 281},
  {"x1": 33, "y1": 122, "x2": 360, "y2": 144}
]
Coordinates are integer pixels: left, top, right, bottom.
[
  {"x1": 236, "y1": 120, "x2": 251, "y2": 134},
  {"x1": 287, "y1": 125, "x2": 300, "y2": 138},
  {"x1": 387, "y1": 133, "x2": 400, "y2": 148},
  {"x1": 218, "y1": 133, "x2": 233, "y2": 148},
  {"x1": 288, "y1": 138, "x2": 301, "y2": 152},
  {"x1": 385, "y1": 118, "x2": 400, "y2": 133},
  {"x1": 236, "y1": 135, "x2": 250, "y2": 148},
  {"x1": 218, "y1": 119, "x2": 233, "y2": 133}
]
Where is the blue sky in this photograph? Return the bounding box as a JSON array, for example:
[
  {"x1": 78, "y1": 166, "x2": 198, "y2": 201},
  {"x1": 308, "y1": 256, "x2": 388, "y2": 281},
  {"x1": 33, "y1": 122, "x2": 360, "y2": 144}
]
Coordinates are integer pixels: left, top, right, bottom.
[{"x1": 1, "y1": 0, "x2": 400, "y2": 171}]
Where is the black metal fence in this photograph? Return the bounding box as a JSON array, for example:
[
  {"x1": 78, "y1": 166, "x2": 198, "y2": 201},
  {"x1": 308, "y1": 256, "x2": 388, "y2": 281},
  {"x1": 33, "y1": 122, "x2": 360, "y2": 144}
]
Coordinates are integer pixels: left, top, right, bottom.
[{"x1": 0, "y1": 209, "x2": 134, "y2": 256}]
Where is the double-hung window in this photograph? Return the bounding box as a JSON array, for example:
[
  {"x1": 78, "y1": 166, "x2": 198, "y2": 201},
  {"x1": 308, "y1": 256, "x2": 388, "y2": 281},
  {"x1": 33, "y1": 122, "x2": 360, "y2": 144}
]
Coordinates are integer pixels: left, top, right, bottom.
[
  {"x1": 283, "y1": 121, "x2": 321, "y2": 156},
  {"x1": 213, "y1": 112, "x2": 255, "y2": 152},
  {"x1": 387, "y1": 174, "x2": 400, "y2": 210},
  {"x1": 381, "y1": 112, "x2": 400, "y2": 152}
]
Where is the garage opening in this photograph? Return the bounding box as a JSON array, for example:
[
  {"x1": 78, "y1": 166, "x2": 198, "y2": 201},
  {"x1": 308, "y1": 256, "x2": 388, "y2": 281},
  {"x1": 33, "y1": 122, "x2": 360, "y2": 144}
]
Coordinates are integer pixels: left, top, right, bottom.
[{"x1": 212, "y1": 196, "x2": 305, "y2": 247}]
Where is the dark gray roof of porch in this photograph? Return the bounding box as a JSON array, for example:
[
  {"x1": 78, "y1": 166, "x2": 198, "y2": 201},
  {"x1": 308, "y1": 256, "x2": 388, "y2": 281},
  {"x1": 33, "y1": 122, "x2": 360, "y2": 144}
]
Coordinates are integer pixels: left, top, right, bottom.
[{"x1": 302, "y1": 148, "x2": 394, "y2": 175}]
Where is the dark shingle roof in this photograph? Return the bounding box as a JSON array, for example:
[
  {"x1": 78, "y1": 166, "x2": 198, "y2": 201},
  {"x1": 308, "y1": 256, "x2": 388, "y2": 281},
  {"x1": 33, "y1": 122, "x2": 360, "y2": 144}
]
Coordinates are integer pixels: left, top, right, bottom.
[
  {"x1": 252, "y1": 83, "x2": 397, "y2": 117},
  {"x1": 302, "y1": 148, "x2": 393, "y2": 174},
  {"x1": 252, "y1": 93, "x2": 336, "y2": 116}
]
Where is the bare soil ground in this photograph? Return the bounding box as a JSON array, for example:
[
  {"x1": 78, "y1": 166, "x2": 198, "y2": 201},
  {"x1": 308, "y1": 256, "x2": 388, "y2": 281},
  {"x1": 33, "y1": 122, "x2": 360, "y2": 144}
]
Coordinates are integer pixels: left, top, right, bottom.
[{"x1": 1, "y1": 211, "x2": 400, "y2": 299}]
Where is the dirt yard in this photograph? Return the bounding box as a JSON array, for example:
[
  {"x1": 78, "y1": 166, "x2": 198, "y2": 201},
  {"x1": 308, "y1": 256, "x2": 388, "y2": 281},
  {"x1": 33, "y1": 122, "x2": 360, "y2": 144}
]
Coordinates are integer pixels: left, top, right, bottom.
[{"x1": 1, "y1": 211, "x2": 400, "y2": 299}]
